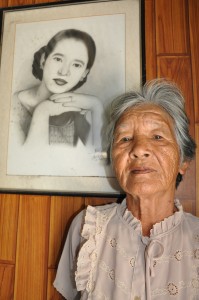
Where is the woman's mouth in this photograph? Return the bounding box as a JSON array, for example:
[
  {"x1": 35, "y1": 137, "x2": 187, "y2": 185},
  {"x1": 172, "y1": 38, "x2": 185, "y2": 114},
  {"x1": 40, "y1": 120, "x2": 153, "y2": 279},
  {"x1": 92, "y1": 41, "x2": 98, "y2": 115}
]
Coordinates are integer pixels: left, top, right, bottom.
[
  {"x1": 54, "y1": 78, "x2": 68, "y2": 86},
  {"x1": 131, "y1": 167, "x2": 155, "y2": 174}
]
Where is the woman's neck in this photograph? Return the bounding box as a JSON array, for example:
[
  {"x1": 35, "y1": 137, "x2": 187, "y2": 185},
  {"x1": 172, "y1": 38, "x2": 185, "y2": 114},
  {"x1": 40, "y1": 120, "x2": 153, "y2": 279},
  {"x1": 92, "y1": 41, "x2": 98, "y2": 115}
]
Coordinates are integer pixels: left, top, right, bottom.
[
  {"x1": 36, "y1": 81, "x2": 52, "y2": 101},
  {"x1": 19, "y1": 83, "x2": 52, "y2": 113},
  {"x1": 126, "y1": 193, "x2": 176, "y2": 237}
]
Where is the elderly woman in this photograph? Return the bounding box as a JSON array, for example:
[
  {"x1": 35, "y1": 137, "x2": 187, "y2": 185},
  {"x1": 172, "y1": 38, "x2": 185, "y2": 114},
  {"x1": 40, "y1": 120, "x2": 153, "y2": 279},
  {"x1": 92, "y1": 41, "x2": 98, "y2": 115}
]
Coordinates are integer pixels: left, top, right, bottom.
[{"x1": 54, "y1": 79, "x2": 199, "y2": 300}]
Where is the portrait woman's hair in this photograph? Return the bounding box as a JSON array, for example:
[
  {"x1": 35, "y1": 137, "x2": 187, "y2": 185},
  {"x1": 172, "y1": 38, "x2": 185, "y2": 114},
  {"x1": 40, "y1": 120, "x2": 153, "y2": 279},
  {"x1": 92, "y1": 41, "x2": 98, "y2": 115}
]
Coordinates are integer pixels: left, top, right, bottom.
[{"x1": 32, "y1": 29, "x2": 96, "y2": 90}]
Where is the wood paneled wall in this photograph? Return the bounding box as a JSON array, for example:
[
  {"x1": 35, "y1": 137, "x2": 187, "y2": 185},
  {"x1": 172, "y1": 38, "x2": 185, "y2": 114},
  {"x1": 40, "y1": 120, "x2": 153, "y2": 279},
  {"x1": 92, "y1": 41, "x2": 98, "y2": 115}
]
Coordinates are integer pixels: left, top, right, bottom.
[{"x1": 0, "y1": 0, "x2": 198, "y2": 299}]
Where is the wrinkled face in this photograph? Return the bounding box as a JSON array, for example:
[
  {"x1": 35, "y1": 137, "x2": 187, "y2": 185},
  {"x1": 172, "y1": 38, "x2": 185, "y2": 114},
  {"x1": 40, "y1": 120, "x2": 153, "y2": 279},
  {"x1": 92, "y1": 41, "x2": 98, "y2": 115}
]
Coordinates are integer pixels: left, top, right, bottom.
[
  {"x1": 42, "y1": 38, "x2": 89, "y2": 94},
  {"x1": 112, "y1": 104, "x2": 188, "y2": 198}
]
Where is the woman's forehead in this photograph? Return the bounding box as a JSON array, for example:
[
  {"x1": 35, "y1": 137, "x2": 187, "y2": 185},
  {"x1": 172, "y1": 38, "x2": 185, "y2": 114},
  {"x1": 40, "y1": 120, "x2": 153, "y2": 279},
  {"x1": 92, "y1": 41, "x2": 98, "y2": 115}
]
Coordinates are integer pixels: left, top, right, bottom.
[
  {"x1": 54, "y1": 37, "x2": 84, "y2": 48},
  {"x1": 115, "y1": 103, "x2": 174, "y2": 130},
  {"x1": 52, "y1": 38, "x2": 89, "y2": 60}
]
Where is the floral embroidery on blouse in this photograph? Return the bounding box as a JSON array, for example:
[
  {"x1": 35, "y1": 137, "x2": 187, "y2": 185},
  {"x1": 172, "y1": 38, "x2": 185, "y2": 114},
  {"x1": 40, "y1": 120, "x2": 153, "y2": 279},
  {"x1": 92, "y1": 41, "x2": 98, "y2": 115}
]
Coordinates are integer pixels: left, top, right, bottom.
[{"x1": 73, "y1": 200, "x2": 199, "y2": 300}]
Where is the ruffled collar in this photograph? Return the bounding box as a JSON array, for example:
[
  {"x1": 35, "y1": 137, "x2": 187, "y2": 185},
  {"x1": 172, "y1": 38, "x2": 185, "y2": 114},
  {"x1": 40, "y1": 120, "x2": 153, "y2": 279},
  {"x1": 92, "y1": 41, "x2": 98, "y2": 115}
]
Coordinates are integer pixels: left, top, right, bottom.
[{"x1": 118, "y1": 199, "x2": 184, "y2": 238}]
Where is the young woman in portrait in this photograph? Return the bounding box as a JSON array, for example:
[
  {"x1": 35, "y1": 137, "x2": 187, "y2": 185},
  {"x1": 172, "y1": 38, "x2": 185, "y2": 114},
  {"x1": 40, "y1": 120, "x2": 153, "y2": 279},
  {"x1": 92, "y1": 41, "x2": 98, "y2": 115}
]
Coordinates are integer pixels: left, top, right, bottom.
[{"x1": 11, "y1": 29, "x2": 103, "y2": 153}]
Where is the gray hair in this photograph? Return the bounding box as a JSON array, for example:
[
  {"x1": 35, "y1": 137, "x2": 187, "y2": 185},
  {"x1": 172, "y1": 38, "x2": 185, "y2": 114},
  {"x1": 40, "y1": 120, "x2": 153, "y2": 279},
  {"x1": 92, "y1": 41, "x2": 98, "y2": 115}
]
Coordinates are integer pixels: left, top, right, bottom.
[{"x1": 106, "y1": 79, "x2": 196, "y2": 165}]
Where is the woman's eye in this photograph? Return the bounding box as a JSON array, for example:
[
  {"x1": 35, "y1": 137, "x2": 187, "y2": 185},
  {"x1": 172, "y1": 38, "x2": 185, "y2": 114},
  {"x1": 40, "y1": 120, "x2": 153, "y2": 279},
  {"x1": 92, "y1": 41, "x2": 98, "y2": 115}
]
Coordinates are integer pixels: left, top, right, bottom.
[
  {"x1": 54, "y1": 57, "x2": 62, "y2": 62},
  {"x1": 121, "y1": 137, "x2": 132, "y2": 142},
  {"x1": 73, "y1": 63, "x2": 82, "y2": 68},
  {"x1": 154, "y1": 135, "x2": 163, "y2": 140}
]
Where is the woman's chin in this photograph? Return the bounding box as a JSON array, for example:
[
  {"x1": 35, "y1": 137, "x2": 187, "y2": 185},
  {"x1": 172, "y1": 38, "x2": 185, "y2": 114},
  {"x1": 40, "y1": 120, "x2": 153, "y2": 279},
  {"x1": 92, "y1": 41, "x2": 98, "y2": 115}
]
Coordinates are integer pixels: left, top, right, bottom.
[
  {"x1": 46, "y1": 83, "x2": 72, "y2": 94},
  {"x1": 125, "y1": 181, "x2": 162, "y2": 198}
]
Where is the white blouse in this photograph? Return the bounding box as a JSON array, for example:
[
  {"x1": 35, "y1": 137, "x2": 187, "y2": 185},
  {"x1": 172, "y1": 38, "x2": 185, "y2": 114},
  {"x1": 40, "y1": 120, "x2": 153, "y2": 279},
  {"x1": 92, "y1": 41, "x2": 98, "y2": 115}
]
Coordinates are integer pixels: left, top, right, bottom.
[{"x1": 54, "y1": 199, "x2": 199, "y2": 300}]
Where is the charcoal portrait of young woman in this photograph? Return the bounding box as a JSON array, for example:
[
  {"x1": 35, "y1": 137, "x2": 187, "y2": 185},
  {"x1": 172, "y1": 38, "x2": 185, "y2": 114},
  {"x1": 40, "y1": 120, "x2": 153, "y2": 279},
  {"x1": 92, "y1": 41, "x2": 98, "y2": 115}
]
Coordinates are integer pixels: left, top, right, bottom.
[{"x1": 7, "y1": 14, "x2": 127, "y2": 177}]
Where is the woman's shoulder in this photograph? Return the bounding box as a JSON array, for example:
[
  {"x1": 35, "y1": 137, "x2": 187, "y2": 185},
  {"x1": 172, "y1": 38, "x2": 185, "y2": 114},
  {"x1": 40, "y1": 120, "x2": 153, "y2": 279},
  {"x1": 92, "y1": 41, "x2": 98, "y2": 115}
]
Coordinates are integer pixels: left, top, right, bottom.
[
  {"x1": 86, "y1": 201, "x2": 119, "y2": 221},
  {"x1": 80, "y1": 202, "x2": 120, "y2": 241},
  {"x1": 14, "y1": 89, "x2": 31, "y2": 103},
  {"x1": 70, "y1": 209, "x2": 86, "y2": 232},
  {"x1": 69, "y1": 202, "x2": 119, "y2": 236},
  {"x1": 17, "y1": 87, "x2": 39, "y2": 113}
]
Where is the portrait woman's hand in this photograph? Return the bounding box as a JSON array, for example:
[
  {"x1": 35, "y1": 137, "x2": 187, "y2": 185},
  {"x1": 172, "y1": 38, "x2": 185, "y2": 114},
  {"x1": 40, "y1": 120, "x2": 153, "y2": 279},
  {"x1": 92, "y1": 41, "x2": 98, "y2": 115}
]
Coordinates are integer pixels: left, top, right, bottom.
[
  {"x1": 24, "y1": 93, "x2": 104, "y2": 151},
  {"x1": 50, "y1": 92, "x2": 104, "y2": 150},
  {"x1": 23, "y1": 98, "x2": 81, "y2": 147},
  {"x1": 50, "y1": 92, "x2": 102, "y2": 113},
  {"x1": 36, "y1": 97, "x2": 83, "y2": 116}
]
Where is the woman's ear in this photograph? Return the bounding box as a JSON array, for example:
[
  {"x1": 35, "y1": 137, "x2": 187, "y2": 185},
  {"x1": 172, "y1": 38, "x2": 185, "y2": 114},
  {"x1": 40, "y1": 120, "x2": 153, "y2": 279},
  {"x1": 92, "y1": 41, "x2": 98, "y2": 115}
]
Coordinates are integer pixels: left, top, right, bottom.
[
  {"x1": 80, "y1": 69, "x2": 89, "y2": 81},
  {"x1": 179, "y1": 160, "x2": 190, "y2": 175},
  {"x1": 40, "y1": 53, "x2": 46, "y2": 69}
]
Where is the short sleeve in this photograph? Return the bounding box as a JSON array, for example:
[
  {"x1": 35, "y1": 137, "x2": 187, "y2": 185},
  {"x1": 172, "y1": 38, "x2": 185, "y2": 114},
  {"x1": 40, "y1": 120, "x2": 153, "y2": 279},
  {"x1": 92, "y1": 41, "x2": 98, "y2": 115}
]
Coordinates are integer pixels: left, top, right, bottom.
[{"x1": 53, "y1": 210, "x2": 85, "y2": 300}]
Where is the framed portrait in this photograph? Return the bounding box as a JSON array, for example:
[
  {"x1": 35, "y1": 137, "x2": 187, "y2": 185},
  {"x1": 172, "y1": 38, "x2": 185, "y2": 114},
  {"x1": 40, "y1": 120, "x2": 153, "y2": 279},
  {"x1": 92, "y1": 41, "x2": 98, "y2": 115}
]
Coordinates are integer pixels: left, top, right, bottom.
[{"x1": 0, "y1": 0, "x2": 143, "y2": 195}]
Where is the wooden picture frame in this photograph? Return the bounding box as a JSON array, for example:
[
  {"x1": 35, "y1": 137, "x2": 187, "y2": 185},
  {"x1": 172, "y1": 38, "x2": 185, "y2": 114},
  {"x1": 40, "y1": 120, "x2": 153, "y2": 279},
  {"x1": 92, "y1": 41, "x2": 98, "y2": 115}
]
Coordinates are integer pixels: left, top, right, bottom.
[{"x1": 0, "y1": 0, "x2": 143, "y2": 195}]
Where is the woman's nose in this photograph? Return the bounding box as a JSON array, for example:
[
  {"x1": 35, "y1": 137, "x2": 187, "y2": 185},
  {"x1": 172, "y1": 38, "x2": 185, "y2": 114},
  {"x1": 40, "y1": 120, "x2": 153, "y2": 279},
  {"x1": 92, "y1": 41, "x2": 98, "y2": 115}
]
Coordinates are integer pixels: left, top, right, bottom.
[
  {"x1": 129, "y1": 138, "x2": 150, "y2": 159},
  {"x1": 58, "y1": 62, "x2": 70, "y2": 76}
]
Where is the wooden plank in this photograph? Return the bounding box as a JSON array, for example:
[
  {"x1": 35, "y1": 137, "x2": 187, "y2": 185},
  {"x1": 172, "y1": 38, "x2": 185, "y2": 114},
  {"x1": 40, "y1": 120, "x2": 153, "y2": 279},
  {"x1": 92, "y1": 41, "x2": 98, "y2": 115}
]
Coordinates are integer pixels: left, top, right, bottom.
[
  {"x1": 8, "y1": 0, "x2": 34, "y2": 5},
  {"x1": 0, "y1": 0, "x2": 8, "y2": 7},
  {"x1": 157, "y1": 56, "x2": 196, "y2": 214},
  {"x1": 14, "y1": 195, "x2": 50, "y2": 300},
  {"x1": 189, "y1": 0, "x2": 199, "y2": 122},
  {"x1": 48, "y1": 196, "x2": 85, "y2": 268},
  {"x1": 157, "y1": 56, "x2": 195, "y2": 137},
  {"x1": 179, "y1": 199, "x2": 195, "y2": 215},
  {"x1": 35, "y1": 0, "x2": 62, "y2": 3},
  {"x1": 145, "y1": 0, "x2": 157, "y2": 80},
  {"x1": 0, "y1": 264, "x2": 15, "y2": 299},
  {"x1": 155, "y1": 0, "x2": 188, "y2": 54},
  {"x1": 196, "y1": 124, "x2": 199, "y2": 217},
  {"x1": 47, "y1": 269, "x2": 65, "y2": 300},
  {"x1": 0, "y1": 194, "x2": 19, "y2": 263}
]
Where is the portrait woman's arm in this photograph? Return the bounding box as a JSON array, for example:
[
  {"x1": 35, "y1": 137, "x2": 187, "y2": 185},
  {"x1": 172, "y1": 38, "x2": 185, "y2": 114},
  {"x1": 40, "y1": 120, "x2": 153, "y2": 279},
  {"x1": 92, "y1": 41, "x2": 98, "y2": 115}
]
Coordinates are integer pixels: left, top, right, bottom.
[
  {"x1": 24, "y1": 93, "x2": 104, "y2": 151},
  {"x1": 24, "y1": 98, "x2": 81, "y2": 147},
  {"x1": 9, "y1": 93, "x2": 32, "y2": 147},
  {"x1": 51, "y1": 92, "x2": 104, "y2": 151}
]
